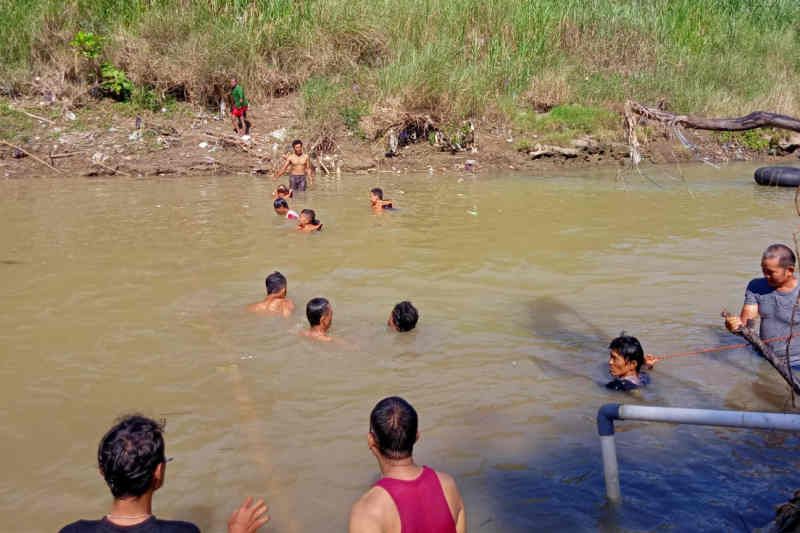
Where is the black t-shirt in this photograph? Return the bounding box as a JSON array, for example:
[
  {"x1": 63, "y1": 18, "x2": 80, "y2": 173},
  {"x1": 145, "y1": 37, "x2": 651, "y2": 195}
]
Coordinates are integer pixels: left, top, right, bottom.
[{"x1": 59, "y1": 516, "x2": 200, "y2": 533}]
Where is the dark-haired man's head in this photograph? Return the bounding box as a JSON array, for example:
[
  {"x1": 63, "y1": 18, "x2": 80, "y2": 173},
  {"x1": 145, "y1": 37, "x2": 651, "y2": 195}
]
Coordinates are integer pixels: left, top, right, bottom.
[
  {"x1": 389, "y1": 301, "x2": 419, "y2": 332},
  {"x1": 370, "y1": 188, "x2": 384, "y2": 201},
  {"x1": 98, "y1": 415, "x2": 166, "y2": 500},
  {"x1": 265, "y1": 271, "x2": 287, "y2": 297},
  {"x1": 368, "y1": 396, "x2": 419, "y2": 461},
  {"x1": 273, "y1": 197, "x2": 289, "y2": 215},
  {"x1": 299, "y1": 209, "x2": 318, "y2": 226},
  {"x1": 762, "y1": 243, "x2": 796, "y2": 288},
  {"x1": 230, "y1": 77, "x2": 237, "y2": 88},
  {"x1": 306, "y1": 297, "x2": 332, "y2": 330},
  {"x1": 292, "y1": 139, "x2": 303, "y2": 155},
  {"x1": 608, "y1": 335, "x2": 644, "y2": 378}
]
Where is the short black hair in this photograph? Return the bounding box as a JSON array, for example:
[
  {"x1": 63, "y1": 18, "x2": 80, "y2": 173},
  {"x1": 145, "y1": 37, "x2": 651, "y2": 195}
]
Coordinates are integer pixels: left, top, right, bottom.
[
  {"x1": 265, "y1": 271, "x2": 287, "y2": 294},
  {"x1": 391, "y1": 301, "x2": 418, "y2": 332},
  {"x1": 371, "y1": 187, "x2": 383, "y2": 200},
  {"x1": 98, "y1": 415, "x2": 165, "y2": 499},
  {"x1": 292, "y1": 139, "x2": 302, "y2": 147},
  {"x1": 306, "y1": 297, "x2": 330, "y2": 326},
  {"x1": 370, "y1": 396, "x2": 418, "y2": 459},
  {"x1": 274, "y1": 198, "x2": 289, "y2": 209},
  {"x1": 609, "y1": 334, "x2": 645, "y2": 372},
  {"x1": 300, "y1": 208, "x2": 319, "y2": 224},
  {"x1": 763, "y1": 243, "x2": 796, "y2": 269}
]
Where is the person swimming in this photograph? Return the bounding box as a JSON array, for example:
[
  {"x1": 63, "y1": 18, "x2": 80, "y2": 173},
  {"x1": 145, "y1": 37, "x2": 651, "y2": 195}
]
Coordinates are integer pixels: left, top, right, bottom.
[
  {"x1": 273, "y1": 184, "x2": 293, "y2": 199},
  {"x1": 301, "y1": 297, "x2": 333, "y2": 342},
  {"x1": 370, "y1": 188, "x2": 393, "y2": 211},
  {"x1": 246, "y1": 271, "x2": 295, "y2": 317},
  {"x1": 388, "y1": 301, "x2": 419, "y2": 332},
  {"x1": 606, "y1": 334, "x2": 656, "y2": 391},
  {"x1": 297, "y1": 209, "x2": 323, "y2": 232},
  {"x1": 274, "y1": 198, "x2": 299, "y2": 220}
]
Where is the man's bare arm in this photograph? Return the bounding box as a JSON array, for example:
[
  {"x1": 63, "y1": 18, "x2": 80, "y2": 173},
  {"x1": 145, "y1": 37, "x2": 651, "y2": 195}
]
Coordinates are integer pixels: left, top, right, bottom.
[
  {"x1": 348, "y1": 499, "x2": 382, "y2": 533},
  {"x1": 273, "y1": 158, "x2": 290, "y2": 179}
]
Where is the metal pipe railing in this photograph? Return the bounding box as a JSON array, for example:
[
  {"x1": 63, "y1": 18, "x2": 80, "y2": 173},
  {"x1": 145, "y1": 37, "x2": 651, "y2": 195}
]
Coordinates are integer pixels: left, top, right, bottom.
[{"x1": 597, "y1": 403, "x2": 800, "y2": 502}]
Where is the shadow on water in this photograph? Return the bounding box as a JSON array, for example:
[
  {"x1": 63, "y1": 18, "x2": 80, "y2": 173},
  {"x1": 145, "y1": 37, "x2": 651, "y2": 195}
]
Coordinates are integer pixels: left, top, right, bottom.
[
  {"x1": 527, "y1": 297, "x2": 609, "y2": 352},
  {"x1": 474, "y1": 407, "x2": 799, "y2": 532}
]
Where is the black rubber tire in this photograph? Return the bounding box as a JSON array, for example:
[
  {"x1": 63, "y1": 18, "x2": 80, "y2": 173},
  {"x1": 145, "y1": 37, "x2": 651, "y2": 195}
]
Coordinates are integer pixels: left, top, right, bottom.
[{"x1": 754, "y1": 166, "x2": 800, "y2": 187}]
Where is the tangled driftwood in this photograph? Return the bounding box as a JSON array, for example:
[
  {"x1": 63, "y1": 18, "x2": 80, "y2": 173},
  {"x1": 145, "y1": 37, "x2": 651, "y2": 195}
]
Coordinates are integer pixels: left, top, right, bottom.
[{"x1": 626, "y1": 101, "x2": 800, "y2": 133}]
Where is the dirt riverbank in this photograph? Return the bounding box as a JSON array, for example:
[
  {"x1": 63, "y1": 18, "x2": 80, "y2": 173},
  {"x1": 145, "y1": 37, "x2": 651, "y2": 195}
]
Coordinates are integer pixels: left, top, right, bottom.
[{"x1": 1, "y1": 95, "x2": 798, "y2": 179}]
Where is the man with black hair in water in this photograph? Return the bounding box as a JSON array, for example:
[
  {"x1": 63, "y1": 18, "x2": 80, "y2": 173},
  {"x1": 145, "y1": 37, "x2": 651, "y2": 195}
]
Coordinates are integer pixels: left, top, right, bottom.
[
  {"x1": 273, "y1": 198, "x2": 299, "y2": 220},
  {"x1": 606, "y1": 335, "x2": 658, "y2": 391},
  {"x1": 274, "y1": 139, "x2": 312, "y2": 191},
  {"x1": 302, "y1": 297, "x2": 333, "y2": 342},
  {"x1": 247, "y1": 271, "x2": 295, "y2": 317},
  {"x1": 725, "y1": 243, "x2": 800, "y2": 370},
  {"x1": 370, "y1": 188, "x2": 393, "y2": 211},
  {"x1": 349, "y1": 396, "x2": 466, "y2": 533},
  {"x1": 388, "y1": 301, "x2": 418, "y2": 332},
  {"x1": 59, "y1": 414, "x2": 269, "y2": 533},
  {"x1": 297, "y1": 208, "x2": 322, "y2": 232}
]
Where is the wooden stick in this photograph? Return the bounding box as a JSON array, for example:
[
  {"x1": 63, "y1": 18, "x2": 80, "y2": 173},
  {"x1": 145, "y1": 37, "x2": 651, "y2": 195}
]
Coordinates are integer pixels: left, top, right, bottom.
[
  {"x1": 721, "y1": 310, "x2": 800, "y2": 395},
  {"x1": 50, "y1": 151, "x2": 85, "y2": 159},
  {"x1": 12, "y1": 107, "x2": 55, "y2": 124},
  {"x1": 93, "y1": 160, "x2": 131, "y2": 177},
  {"x1": 1, "y1": 140, "x2": 62, "y2": 173},
  {"x1": 629, "y1": 100, "x2": 800, "y2": 133}
]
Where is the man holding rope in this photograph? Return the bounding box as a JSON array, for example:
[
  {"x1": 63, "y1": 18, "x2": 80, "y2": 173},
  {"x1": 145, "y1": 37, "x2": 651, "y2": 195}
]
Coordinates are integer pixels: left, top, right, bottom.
[{"x1": 724, "y1": 243, "x2": 800, "y2": 369}]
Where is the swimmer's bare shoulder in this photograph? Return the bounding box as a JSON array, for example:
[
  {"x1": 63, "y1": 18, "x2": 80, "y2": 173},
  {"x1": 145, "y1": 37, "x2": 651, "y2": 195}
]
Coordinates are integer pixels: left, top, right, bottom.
[
  {"x1": 349, "y1": 486, "x2": 395, "y2": 533},
  {"x1": 300, "y1": 330, "x2": 333, "y2": 342},
  {"x1": 246, "y1": 301, "x2": 268, "y2": 313},
  {"x1": 281, "y1": 299, "x2": 295, "y2": 317}
]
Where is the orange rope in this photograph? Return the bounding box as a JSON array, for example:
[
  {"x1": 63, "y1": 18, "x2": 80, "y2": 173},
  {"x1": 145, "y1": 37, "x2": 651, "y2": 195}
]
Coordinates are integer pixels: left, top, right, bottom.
[{"x1": 655, "y1": 333, "x2": 800, "y2": 361}]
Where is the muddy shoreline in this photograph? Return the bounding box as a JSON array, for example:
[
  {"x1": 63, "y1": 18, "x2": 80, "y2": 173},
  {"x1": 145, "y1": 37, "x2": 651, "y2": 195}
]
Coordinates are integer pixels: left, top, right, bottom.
[{"x1": 2, "y1": 96, "x2": 798, "y2": 179}]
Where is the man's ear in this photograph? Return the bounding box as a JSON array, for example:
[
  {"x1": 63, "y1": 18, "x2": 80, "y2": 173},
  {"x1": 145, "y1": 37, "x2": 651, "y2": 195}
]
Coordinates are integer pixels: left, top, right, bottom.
[
  {"x1": 415, "y1": 431, "x2": 420, "y2": 444},
  {"x1": 367, "y1": 432, "x2": 377, "y2": 450},
  {"x1": 153, "y1": 462, "x2": 165, "y2": 491}
]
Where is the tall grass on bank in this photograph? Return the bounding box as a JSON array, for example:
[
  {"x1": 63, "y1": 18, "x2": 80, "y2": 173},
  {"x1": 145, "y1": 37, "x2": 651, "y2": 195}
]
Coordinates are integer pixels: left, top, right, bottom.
[{"x1": 1, "y1": 0, "x2": 799, "y2": 134}]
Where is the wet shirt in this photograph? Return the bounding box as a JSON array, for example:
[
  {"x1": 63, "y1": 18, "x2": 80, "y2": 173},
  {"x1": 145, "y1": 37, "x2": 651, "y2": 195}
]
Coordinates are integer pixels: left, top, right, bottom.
[
  {"x1": 744, "y1": 277, "x2": 800, "y2": 364},
  {"x1": 231, "y1": 84, "x2": 247, "y2": 108},
  {"x1": 606, "y1": 372, "x2": 650, "y2": 391},
  {"x1": 59, "y1": 516, "x2": 199, "y2": 533}
]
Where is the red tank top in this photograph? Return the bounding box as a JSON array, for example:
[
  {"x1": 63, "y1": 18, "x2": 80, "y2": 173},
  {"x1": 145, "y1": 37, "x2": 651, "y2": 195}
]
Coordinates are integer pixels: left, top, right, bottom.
[{"x1": 374, "y1": 466, "x2": 457, "y2": 533}]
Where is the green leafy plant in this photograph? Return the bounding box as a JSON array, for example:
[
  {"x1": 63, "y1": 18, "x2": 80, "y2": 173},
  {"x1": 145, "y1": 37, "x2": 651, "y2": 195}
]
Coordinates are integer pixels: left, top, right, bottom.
[
  {"x1": 69, "y1": 31, "x2": 103, "y2": 59},
  {"x1": 340, "y1": 104, "x2": 367, "y2": 138},
  {"x1": 100, "y1": 63, "x2": 133, "y2": 101}
]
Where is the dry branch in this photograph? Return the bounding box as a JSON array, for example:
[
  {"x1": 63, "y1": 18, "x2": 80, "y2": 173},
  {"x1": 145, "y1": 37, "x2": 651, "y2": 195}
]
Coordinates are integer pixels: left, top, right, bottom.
[
  {"x1": 1, "y1": 140, "x2": 62, "y2": 173},
  {"x1": 721, "y1": 310, "x2": 800, "y2": 395},
  {"x1": 12, "y1": 107, "x2": 54, "y2": 124},
  {"x1": 628, "y1": 101, "x2": 800, "y2": 133}
]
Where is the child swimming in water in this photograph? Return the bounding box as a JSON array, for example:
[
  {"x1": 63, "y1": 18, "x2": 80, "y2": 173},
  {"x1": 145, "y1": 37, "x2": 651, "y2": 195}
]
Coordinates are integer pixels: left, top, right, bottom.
[
  {"x1": 606, "y1": 335, "x2": 657, "y2": 391},
  {"x1": 297, "y1": 209, "x2": 323, "y2": 232},
  {"x1": 302, "y1": 297, "x2": 333, "y2": 342},
  {"x1": 274, "y1": 198, "x2": 299, "y2": 220},
  {"x1": 273, "y1": 184, "x2": 293, "y2": 199},
  {"x1": 370, "y1": 188, "x2": 393, "y2": 211},
  {"x1": 388, "y1": 301, "x2": 419, "y2": 332},
  {"x1": 246, "y1": 271, "x2": 295, "y2": 317}
]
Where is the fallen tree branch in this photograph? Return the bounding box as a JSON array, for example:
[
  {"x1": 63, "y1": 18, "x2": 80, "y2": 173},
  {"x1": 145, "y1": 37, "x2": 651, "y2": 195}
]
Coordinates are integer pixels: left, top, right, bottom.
[
  {"x1": 628, "y1": 100, "x2": 800, "y2": 133},
  {"x1": 92, "y1": 160, "x2": 130, "y2": 176},
  {"x1": 721, "y1": 310, "x2": 800, "y2": 395},
  {"x1": 1, "y1": 140, "x2": 62, "y2": 173},
  {"x1": 11, "y1": 107, "x2": 54, "y2": 124}
]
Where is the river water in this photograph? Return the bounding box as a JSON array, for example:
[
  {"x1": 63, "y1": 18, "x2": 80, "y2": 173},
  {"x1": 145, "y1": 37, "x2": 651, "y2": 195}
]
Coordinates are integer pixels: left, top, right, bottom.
[{"x1": 2, "y1": 163, "x2": 800, "y2": 532}]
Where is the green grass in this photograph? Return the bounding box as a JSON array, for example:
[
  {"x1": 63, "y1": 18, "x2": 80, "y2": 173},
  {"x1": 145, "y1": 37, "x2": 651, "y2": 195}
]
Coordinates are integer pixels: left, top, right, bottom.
[{"x1": 1, "y1": 0, "x2": 799, "y2": 136}]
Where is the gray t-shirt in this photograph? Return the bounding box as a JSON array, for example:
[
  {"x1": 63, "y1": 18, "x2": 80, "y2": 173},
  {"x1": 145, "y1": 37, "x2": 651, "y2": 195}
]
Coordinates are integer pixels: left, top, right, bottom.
[{"x1": 744, "y1": 277, "x2": 800, "y2": 363}]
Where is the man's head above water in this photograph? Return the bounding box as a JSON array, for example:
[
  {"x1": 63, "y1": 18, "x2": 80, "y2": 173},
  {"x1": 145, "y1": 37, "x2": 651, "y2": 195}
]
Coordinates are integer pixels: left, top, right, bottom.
[
  {"x1": 368, "y1": 396, "x2": 418, "y2": 460},
  {"x1": 265, "y1": 271, "x2": 287, "y2": 297},
  {"x1": 762, "y1": 243, "x2": 796, "y2": 289}
]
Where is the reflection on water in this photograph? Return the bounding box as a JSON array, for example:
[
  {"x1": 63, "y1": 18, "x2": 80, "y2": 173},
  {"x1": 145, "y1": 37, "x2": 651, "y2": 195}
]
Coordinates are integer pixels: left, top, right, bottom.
[{"x1": 2, "y1": 164, "x2": 800, "y2": 532}]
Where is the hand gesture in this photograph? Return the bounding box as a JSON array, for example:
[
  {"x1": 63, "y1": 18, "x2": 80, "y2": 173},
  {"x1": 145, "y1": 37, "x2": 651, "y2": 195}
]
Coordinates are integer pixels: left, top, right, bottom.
[{"x1": 228, "y1": 497, "x2": 269, "y2": 533}]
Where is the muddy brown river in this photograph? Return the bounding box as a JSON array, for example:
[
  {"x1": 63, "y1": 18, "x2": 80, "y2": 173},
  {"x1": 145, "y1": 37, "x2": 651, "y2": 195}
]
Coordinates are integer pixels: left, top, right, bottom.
[{"x1": 2, "y1": 164, "x2": 800, "y2": 532}]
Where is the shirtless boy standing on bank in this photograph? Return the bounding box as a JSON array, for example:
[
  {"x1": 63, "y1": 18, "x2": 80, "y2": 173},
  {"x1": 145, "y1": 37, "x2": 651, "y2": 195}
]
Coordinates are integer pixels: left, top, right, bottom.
[
  {"x1": 247, "y1": 271, "x2": 295, "y2": 317},
  {"x1": 274, "y1": 140, "x2": 313, "y2": 191}
]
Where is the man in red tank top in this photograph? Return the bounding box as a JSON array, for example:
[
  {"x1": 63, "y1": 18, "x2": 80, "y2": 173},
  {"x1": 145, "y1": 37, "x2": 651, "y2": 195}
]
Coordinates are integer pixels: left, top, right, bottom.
[{"x1": 348, "y1": 397, "x2": 466, "y2": 533}]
